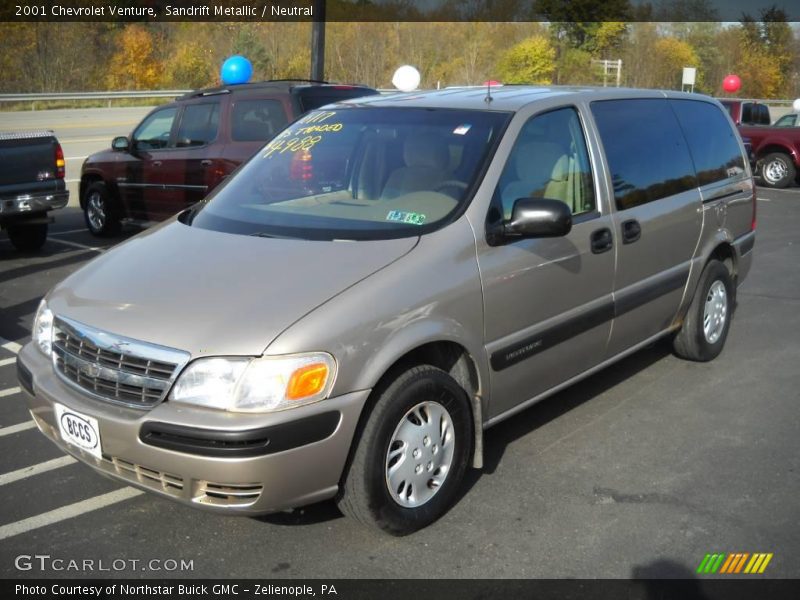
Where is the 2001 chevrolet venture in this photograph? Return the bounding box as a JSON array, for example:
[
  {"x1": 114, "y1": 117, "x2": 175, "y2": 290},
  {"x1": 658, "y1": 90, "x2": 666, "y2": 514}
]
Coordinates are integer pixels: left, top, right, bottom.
[{"x1": 18, "y1": 87, "x2": 756, "y2": 535}]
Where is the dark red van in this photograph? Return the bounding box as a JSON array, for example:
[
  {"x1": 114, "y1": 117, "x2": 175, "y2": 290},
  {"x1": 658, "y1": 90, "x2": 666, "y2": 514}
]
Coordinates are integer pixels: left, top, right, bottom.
[{"x1": 79, "y1": 80, "x2": 379, "y2": 235}]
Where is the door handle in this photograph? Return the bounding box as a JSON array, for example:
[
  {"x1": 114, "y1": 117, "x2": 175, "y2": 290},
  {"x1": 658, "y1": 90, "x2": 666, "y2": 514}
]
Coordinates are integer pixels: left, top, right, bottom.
[
  {"x1": 152, "y1": 160, "x2": 162, "y2": 167},
  {"x1": 590, "y1": 227, "x2": 613, "y2": 254},
  {"x1": 201, "y1": 159, "x2": 213, "y2": 167},
  {"x1": 622, "y1": 219, "x2": 641, "y2": 244}
]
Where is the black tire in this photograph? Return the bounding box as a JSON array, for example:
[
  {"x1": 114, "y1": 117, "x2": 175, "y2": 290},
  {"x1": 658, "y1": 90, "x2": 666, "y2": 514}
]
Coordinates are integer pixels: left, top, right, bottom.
[
  {"x1": 673, "y1": 260, "x2": 734, "y2": 362},
  {"x1": 337, "y1": 364, "x2": 473, "y2": 535},
  {"x1": 759, "y1": 152, "x2": 795, "y2": 189},
  {"x1": 83, "y1": 181, "x2": 121, "y2": 236},
  {"x1": 6, "y1": 222, "x2": 48, "y2": 252}
]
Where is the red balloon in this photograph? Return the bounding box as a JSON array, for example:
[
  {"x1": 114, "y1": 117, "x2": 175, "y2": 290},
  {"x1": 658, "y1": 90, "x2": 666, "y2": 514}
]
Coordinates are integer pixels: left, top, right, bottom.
[{"x1": 723, "y1": 74, "x2": 741, "y2": 93}]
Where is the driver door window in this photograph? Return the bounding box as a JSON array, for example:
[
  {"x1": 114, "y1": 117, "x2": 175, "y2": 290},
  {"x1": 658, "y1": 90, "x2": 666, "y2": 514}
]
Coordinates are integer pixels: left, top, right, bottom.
[
  {"x1": 133, "y1": 107, "x2": 178, "y2": 151},
  {"x1": 495, "y1": 107, "x2": 596, "y2": 219}
]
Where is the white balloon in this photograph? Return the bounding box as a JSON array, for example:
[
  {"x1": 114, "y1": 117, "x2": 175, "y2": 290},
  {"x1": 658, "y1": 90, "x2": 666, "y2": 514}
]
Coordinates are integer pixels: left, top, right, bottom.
[
  {"x1": 392, "y1": 65, "x2": 421, "y2": 92},
  {"x1": 793, "y1": 98, "x2": 800, "y2": 112}
]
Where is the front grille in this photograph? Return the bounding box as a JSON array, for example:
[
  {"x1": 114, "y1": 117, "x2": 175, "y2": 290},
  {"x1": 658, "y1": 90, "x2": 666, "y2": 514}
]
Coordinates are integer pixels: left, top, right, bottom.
[{"x1": 52, "y1": 315, "x2": 189, "y2": 409}]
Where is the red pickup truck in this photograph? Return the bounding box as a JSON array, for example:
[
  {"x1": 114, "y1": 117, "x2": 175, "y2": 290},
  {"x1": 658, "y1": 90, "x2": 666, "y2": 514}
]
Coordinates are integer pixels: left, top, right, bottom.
[
  {"x1": 719, "y1": 99, "x2": 799, "y2": 188},
  {"x1": 739, "y1": 123, "x2": 800, "y2": 188}
]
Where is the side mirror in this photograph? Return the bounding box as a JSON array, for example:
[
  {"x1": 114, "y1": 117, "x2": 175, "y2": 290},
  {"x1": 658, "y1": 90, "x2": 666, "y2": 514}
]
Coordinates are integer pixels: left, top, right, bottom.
[
  {"x1": 504, "y1": 198, "x2": 572, "y2": 239},
  {"x1": 112, "y1": 136, "x2": 130, "y2": 152}
]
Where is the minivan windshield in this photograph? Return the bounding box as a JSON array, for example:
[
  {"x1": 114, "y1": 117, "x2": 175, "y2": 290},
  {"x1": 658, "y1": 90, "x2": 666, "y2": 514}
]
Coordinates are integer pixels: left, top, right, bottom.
[{"x1": 188, "y1": 107, "x2": 510, "y2": 240}]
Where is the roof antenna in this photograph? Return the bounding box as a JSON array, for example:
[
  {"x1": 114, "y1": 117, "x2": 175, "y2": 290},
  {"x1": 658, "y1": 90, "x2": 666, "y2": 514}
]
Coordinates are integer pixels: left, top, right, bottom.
[{"x1": 485, "y1": 80, "x2": 493, "y2": 104}]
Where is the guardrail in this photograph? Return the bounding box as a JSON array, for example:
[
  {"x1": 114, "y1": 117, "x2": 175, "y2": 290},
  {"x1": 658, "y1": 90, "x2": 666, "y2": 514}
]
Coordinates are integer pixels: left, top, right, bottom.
[
  {"x1": 0, "y1": 91, "x2": 191, "y2": 102},
  {"x1": 0, "y1": 89, "x2": 400, "y2": 109},
  {"x1": 0, "y1": 90, "x2": 192, "y2": 109}
]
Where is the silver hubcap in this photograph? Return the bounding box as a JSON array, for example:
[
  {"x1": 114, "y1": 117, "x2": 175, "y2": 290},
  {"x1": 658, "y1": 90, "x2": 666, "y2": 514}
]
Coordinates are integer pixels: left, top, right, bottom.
[
  {"x1": 763, "y1": 159, "x2": 787, "y2": 184},
  {"x1": 703, "y1": 280, "x2": 728, "y2": 344},
  {"x1": 385, "y1": 400, "x2": 455, "y2": 508},
  {"x1": 87, "y1": 192, "x2": 106, "y2": 230}
]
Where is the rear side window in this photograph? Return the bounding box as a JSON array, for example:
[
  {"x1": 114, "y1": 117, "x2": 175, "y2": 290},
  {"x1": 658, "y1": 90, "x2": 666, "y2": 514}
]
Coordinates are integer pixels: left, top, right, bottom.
[
  {"x1": 742, "y1": 103, "x2": 753, "y2": 124},
  {"x1": 591, "y1": 99, "x2": 697, "y2": 210},
  {"x1": 756, "y1": 104, "x2": 770, "y2": 124},
  {"x1": 176, "y1": 103, "x2": 220, "y2": 147},
  {"x1": 231, "y1": 99, "x2": 289, "y2": 142},
  {"x1": 670, "y1": 100, "x2": 745, "y2": 185}
]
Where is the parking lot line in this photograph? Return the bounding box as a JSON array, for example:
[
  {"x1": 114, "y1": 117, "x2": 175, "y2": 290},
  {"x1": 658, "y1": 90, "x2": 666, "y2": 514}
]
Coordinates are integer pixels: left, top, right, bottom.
[
  {"x1": 0, "y1": 387, "x2": 21, "y2": 398},
  {"x1": 0, "y1": 456, "x2": 76, "y2": 487},
  {"x1": 48, "y1": 238, "x2": 105, "y2": 253},
  {"x1": 50, "y1": 228, "x2": 90, "y2": 236},
  {"x1": 0, "y1": 487, "x2": 144, "y2": 541},
  {"x1": 0, "y1": 337, "x2": 21, "y2": 354},
  {"x1": 0, "y1": 421, "x2": 36, "y2": 437},
  {"x1": 0, "y1": 357, "x2": 16, "y2": 368}
]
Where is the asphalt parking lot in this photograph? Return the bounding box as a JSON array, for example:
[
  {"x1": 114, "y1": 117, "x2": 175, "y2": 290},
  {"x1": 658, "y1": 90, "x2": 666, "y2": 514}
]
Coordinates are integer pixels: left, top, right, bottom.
[{"x1": 1, "y1": 166, "x2": 799, "y2": 577}]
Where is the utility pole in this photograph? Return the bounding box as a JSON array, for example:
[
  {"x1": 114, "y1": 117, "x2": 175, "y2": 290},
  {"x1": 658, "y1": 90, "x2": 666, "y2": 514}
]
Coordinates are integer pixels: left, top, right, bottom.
[{"x1": 310, "y1": 0, "x2": 326, "y2": 81}]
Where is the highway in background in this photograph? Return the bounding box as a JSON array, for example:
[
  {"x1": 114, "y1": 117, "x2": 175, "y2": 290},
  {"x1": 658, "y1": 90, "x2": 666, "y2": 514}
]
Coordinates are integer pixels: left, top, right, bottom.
[{"x1": 0, "y1": 107, "x2": 152, "y2": 208}]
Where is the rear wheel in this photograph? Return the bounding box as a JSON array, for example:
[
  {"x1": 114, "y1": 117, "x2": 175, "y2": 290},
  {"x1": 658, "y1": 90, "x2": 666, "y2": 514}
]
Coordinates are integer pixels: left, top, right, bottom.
[
  {"x1": 83, "y1": 181, "x2": 121, "y2": 236},
  {"x1": 6, "y1": 222, "x2": 47, "y2": 252},
  {"x1": 759, "y1": 152, "x2": 795, "y2": 189},
  {"x1": 337, "y1": 365, "x2": 473, "y2": 535},
  {"x1": 673, "y1": 260, "x2": 734, "y2": 362}
]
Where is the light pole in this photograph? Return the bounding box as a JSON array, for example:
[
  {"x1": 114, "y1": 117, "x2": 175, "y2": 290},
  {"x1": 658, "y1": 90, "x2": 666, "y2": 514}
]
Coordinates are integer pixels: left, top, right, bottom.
[{"x1": 310, "y1": 0, "x2": 326, "y2": 81}]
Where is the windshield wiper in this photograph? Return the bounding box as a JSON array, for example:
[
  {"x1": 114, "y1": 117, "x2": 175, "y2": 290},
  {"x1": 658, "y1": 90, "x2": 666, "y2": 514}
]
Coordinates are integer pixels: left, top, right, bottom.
[{"x1": 249, "y1": 232, "x2": 306, "y2": 240}]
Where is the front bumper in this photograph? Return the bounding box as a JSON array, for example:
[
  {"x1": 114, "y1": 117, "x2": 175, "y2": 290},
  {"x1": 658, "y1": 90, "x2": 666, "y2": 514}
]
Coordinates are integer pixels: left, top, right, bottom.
[
  {"x1": 18, "y1": 343, "x2": 370, "y2": 515},
  {"x1": 0, "y1": 190, "x2": 69, "y2": 219}
]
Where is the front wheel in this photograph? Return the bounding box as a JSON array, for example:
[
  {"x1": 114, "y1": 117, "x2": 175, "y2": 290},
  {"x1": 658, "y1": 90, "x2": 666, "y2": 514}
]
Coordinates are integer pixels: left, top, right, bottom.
[
  {"x1": 337, "y1": 365, "x2": 473, "y2": 535},
  {"x1": 83, "y1": 181, "x2": 121, "y2": 236},
  {"x1": 673, "y1": 260, "x2": 734, "y2": 362},
  {"x1": 759, "y1": 152, "x2": 796, "y2": 189}
]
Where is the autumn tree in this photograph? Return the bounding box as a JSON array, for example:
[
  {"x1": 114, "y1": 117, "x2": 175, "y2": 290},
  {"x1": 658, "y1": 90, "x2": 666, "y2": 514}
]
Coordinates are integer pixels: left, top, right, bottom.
[
  {"x1": 107, "y1": 24, "x2": 161, "y2": 90},
  {"x1": 556, "y1": 49, "x2": 604, "y2": 85},
  {"x1": 739, "y1": 8, "x2": 794, "y2": 97},
  {"x1": 231, "y1": 25, "x2": 271, "y2": 80},
  {"x1": 497, "y1": 36, "x2": 556, "y2": 85},
  {"x1": 651, "y1": 37, "x2": 700, "y2": 89},
  {"x1": 592, "y1": 21, "x2": 627, "y2": 58},
  {"x1": 536, "y1": 0, "x2": 632, "y2": 50},
  {"x1": 0, "y1": 23, "x2": 113, "y2": 92}
]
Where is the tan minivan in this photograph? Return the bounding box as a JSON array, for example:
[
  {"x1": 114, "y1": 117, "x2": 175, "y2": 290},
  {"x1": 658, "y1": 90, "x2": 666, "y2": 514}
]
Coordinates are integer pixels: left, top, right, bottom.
[{"x1": 18, "y1": 87, "x2": 755, "y2": 535}]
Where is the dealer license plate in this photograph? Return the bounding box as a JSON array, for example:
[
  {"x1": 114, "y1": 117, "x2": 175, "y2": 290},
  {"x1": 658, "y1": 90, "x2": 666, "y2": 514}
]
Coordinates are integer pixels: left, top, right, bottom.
[{"x1": 54, "y1": 403, "x2": 103, "y2": 459}]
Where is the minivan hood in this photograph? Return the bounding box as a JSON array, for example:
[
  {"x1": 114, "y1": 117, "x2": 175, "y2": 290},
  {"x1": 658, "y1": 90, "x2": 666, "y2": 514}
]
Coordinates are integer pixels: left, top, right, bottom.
[{"x1": 47, "y1": 221, "x2": 418, "y2": 357}]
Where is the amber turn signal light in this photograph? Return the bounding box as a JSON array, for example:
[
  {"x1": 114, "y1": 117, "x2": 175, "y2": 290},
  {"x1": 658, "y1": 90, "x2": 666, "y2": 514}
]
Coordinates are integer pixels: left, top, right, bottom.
[{"x1": 286, "y1": 363, "x2": 329, "y2": 400}]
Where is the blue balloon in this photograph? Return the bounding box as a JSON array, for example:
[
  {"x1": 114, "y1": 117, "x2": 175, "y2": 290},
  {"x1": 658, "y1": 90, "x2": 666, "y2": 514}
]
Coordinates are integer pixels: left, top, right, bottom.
[{"x1": 221, "y1": 55, "x2": 253, "y2": 85}]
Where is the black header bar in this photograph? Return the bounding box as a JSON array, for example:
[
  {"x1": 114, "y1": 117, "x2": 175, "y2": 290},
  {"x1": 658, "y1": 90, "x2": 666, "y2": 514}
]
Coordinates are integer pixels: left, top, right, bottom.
[{"x1": 2, "y1": 1, "x2": 800, "y2": 23}]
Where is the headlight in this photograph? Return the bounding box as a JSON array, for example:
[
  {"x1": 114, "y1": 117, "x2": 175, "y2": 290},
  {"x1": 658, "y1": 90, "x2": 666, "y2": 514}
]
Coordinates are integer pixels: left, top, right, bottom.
[
  {"x1": 33, "y1": 299, "x2": 54, "y2": 357},
  {"x1": 169, "y1": 353, "x2": 336, "y2": 413}
]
